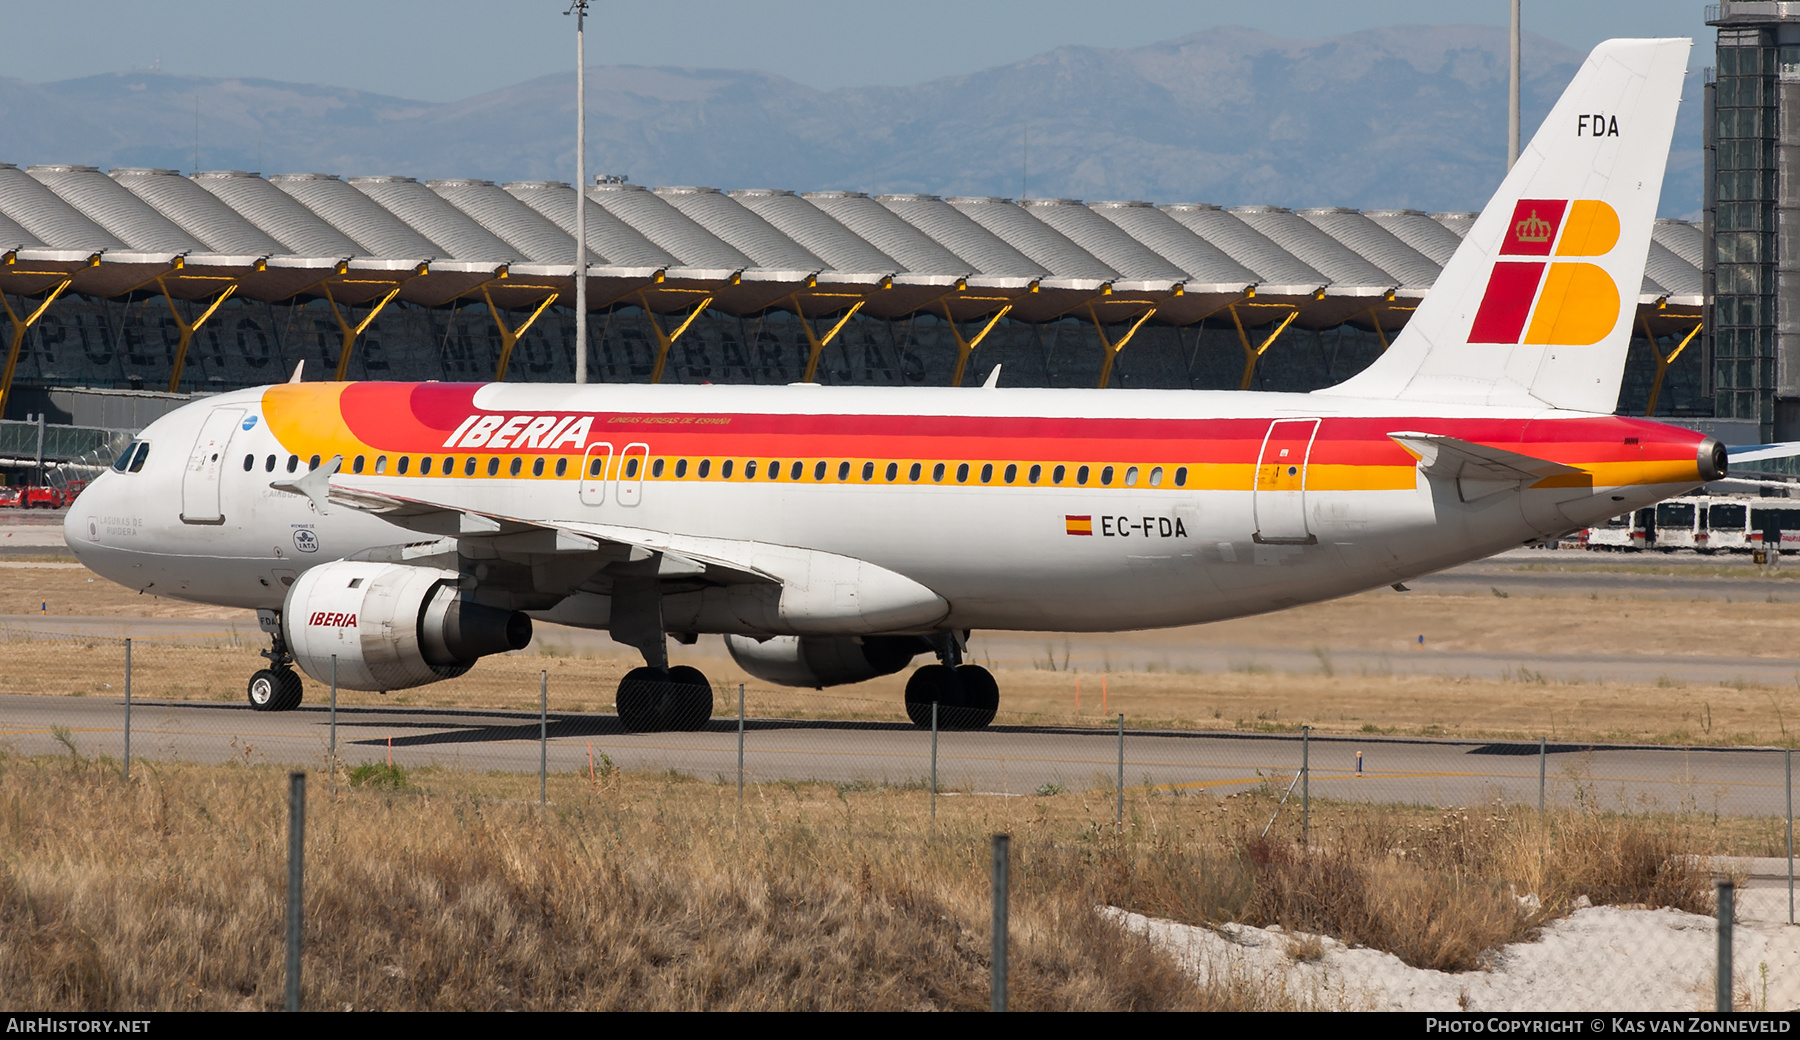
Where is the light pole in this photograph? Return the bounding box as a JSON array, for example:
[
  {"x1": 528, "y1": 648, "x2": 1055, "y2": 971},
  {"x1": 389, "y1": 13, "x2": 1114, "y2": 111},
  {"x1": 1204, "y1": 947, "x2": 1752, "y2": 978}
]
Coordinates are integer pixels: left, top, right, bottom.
[
  {"x1": 1508, "y1": 0, "x2": 1521, "y2": 171},
  {"x1": 567, "y1": 1, "x2": 590, "y2": 383}
]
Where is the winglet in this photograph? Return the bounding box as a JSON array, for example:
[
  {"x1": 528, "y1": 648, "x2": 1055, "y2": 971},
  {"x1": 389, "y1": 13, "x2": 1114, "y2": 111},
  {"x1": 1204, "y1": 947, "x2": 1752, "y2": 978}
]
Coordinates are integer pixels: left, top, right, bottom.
[
  {"x1": 982, "y1": 364, "x2": 1002, "y2": 389},
  {"x1": 288, "y1": 360, "x2": 305, "y2": 384},
  {"x1": 270, "y1": 454, "x2": 341, "y2": 514}
]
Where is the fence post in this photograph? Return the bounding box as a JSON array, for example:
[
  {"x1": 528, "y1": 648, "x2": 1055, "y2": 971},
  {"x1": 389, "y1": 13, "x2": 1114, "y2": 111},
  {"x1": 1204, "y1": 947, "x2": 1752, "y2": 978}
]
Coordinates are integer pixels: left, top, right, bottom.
[
  {"x1": 1717, "y1": 879, "x2": 1734, "y2": 1013},
  {"x1": 1301, "y1": 725, "x2": 1311, "y2": 847},
  {"x1": 991, "y1": 833, "x2": 1010, "y2": 1013},
  {"x1": 285, "y1": 771, "x2": 306, "y2": 1012},
  {"x1": 328, "y1": 655, "x2": 337, "y2": 796},
  {"x1": 122, "y1": 638, "x2": 131, "y2": 783},
  {"x1": 737, "y1": 683, "x2": 745, "y2": 809},
  {"x1": 1115, "y1": 713, "x2": 1124, "y2": 829},
  {"x1": 1538, "y1": 735, "x2": 1546, "y2": 816},
  {"x1": 1788, "y1": 747, "x2": 1794, "y2": 927},
  {"x1": 930, "y1": 701, "x2": 938, "y2": 822},
  {"x1": 539, "y1": 670, "x2": 548, "y2": 806}
]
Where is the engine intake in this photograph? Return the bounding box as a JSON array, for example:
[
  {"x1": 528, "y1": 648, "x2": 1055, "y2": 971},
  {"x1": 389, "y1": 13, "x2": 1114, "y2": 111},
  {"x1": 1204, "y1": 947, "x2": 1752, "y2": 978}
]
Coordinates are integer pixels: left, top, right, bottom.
[
  {"x1": 283, "y1": 560, "x2": 531, "y2": 690},
  {"x1": 725, "y1": 634, "x2": 926, "y2": 688}
]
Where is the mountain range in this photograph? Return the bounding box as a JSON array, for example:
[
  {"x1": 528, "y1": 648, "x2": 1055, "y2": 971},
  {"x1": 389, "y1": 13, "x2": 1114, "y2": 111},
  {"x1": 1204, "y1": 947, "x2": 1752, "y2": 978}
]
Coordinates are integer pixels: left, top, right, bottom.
[{"x1": 0, "y1": 24, "x2": 1704, "y2": 217}]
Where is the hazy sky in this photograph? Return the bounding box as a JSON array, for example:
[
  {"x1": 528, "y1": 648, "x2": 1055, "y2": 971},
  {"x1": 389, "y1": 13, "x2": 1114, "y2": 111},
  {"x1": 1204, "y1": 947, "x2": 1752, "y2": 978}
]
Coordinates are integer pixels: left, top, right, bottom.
[{"x1": 3, "y1": 1, "x2": 1715, "y2": 99}]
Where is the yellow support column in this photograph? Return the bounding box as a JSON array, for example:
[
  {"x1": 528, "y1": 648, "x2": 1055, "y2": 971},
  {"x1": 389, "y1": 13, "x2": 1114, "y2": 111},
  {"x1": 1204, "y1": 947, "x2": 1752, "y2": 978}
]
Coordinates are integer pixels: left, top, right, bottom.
[
  {"x1": 1086, "y1": 304, "x2": 1157, "y2": 389},
  {"x1": 322, "y1": 282, "x2": 405, "y2": 381},
  {"x1": 1230, "y1": 305, "x2": 1300, "y2": 390},
  {"x1": 792, "y1": 296, "x2": 868, "y2": 383},
  {"x1": 481, "y1": 286, "x2": 561, "y2": 382},
  {"x1": 159, "y1": 278, "x2": 239, "y2": 392},
  {"x1": 1365, "y1": 306, "x2": 1391, "y2": 351},
  {"x1": 635, "y1": 291, "x2": 714, "y2": 384},
  {"x1": 941, "y1": 302, "x2": 1013, "y2": 387},
  {"x1": 1641, "y1": 315, "x2": 1702, "y2": 417},
  {"x1": 0, "y1": 279, "x2": 72, "y2": 419}
]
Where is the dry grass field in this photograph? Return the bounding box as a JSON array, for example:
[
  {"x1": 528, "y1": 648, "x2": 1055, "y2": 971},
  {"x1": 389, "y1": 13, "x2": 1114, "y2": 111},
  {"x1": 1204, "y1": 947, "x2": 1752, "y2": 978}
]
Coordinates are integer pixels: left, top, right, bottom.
[
  {"x1": 2, "y1": 558, "x2": 1799, "y2": 745},
  {"x1": 0, "y1": 747, "x2": 1750, "y2": 1011}
]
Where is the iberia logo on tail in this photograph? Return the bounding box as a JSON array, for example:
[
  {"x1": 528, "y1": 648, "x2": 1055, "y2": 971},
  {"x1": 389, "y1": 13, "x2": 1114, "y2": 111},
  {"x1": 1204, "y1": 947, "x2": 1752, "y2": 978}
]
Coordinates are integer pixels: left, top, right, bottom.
[{"x1": 1467, "y1": 199, "x2": 1620, "y2": 346}]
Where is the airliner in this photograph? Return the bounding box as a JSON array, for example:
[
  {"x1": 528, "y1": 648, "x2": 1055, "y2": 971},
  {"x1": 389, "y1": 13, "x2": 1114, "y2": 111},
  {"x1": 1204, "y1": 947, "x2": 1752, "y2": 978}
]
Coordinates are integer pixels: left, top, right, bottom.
[{"x1": 64, "y1": 39, "x2": 1762, "y2": 731}]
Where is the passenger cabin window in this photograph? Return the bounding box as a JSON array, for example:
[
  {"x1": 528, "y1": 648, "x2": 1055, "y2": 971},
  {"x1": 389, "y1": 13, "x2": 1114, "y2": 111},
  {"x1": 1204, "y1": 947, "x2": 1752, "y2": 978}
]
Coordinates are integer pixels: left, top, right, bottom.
[
  {"x1": 509, "y1": 457, "x2": 522, "y2": 476},
  {"x1": 465, "y1": 457, "x2": 478, "y2": 476},
  {"x1": 790, "y1": 461, "x2": 803, "y2": 480},
  {"x1": 980, "y1": 463, "x2": 993, "y2": 483},
  {"x1": 556, "y1": 458, "x2": 568, "y2": 477},
  {"x1": 308, "y1": 455, "x2": 321, "y2": 471},
  {"x1": 352, "y1": 455, "x2": 366, "y2": 474},
  {"x1": 836, "y1": 462, "x2": 849, "y2": 480},
  {"x1": 861, "y1": 462, "x2": 873, "y2": 481},
  {"x1": 1148, "y1": 466, "x2": 1162, "y2": 487},
  {"x1": 1174, "y1": 466, "x2": 1187, "y2": 487},
  {"x1": 651, "y1": 458, "x2": 664, "y2": 478},
  {"x1": 397, "y1": 456, "x2": 410, "y2": 475},
  {"x1": 745, "y1": 460, "x2": 758, "y2": 479},
  {"x1": 721, "y1": 460, "x2": 734, "y2": 479},
  {"x1": 932, "y1": 463, "x2": 945, "y2": 482},
  {"x1": 242, "y1": 454, "x2": 254, "y2": 472},
  {"x1": 1124, "y1": 466, "x2": 1138, "y2": 487},
  {"x1": 375, "y1": 456, "x2": 388, "y2": 475},
  {"x1": 909, "y1": 462, "x2": 922, "y2": 481},
  {"x1": 699, "y1": 459, "x2": 712, "y2": 478},
  {"x1": 956, "y1": 463, "x2": 969, "y2": 483},
  {"x1": 421, "y1": 457, "x2": 433, "y2": 476},
  {"x1": 1004, "y1": 464, "x2": 1017, "y2": 484},
  {"x1": 813, "y1": 461, "x2": 826, "y2": 481},
  {"x1": 1028, "y1": 464, "x2": 1041, "y2": 484},
  {"x1": 1052, "y1": 464, "x2": 1065, "y2": 484},
  {"x1": 287, "y1": 455, "x2": 299, "y2": 473},
  {"x1": 1101, "y1": 466, "x2": 1114, "y2": 486},
  {"x1": 1076, "y1": 465, "x2": 1089, "y2": 485},
  {"x1": 487, "y1": 458, "x2": 500, "y2": 476},
  {"x1": 265, "y1": 455, "x2": 277, "y2": 472},
  {"x1": 533, "y1": 458, "x2": 545, "y2": 477}
]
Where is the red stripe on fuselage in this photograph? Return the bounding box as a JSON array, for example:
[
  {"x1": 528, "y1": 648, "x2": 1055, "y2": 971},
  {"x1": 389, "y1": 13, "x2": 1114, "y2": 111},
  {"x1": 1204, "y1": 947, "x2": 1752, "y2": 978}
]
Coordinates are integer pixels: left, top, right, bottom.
[{"x1": 331, "y1": 383, "x2": 1702, "y2": 469}]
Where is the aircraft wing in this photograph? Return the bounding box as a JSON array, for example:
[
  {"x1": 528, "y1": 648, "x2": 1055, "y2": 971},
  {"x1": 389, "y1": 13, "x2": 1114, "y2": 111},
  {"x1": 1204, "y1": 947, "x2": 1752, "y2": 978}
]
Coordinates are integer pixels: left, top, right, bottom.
[{"x1": 280, "y1": 475, "x2": 952, "y2": 634}]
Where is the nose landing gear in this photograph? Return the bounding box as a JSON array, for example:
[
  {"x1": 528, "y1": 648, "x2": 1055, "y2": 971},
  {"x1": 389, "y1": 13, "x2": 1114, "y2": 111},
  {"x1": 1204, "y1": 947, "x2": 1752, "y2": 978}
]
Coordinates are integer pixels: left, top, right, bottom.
[
  {"x1": 903, "y1": 632, "x2": 997, "y2": 730},
  {"x1": 248, "y1": 608, "x2": 304, "y2": 712}
]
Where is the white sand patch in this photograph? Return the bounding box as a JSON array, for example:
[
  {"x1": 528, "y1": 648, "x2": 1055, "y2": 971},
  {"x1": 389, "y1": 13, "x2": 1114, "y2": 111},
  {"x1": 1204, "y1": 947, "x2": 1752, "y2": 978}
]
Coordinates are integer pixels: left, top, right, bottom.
[{"x1": 1109, "y1": 906, "x2": 1800, "y2": 1011}]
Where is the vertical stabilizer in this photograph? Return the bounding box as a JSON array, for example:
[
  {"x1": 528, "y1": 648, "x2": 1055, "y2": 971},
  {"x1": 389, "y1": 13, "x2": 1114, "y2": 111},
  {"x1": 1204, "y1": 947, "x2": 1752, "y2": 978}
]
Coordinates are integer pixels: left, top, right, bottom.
[{"x1": 1323, "y1": 38, "x2": 1690, "y2": 412}]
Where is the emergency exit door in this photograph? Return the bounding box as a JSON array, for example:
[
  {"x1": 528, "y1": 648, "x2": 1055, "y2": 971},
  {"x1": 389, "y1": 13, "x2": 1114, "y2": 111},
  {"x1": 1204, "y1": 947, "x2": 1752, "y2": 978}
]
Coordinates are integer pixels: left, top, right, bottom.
[{"x1": 1253, "y1": 418, "x2": 1319, "y2": 544}]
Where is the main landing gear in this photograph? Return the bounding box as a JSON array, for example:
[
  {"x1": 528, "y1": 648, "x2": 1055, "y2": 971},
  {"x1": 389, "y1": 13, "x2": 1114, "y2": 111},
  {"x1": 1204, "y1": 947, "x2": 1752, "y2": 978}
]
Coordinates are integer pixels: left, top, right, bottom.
[
  {"x1": 903, "y1": 632, "x2": 997, "y2": 730},
  {"x1": 249, "y1": 608, "x2": 305, "y2": 712},
  {"x1": 615, "y1": 664, "x2": 714, "y2": 733}
]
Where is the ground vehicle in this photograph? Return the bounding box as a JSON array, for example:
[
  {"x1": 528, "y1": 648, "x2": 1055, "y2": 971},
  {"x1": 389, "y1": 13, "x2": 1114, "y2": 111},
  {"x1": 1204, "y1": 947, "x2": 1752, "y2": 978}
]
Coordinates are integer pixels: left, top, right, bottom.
[{"x1": 5, "y1": 486, "x2": 65, "y2": 509}]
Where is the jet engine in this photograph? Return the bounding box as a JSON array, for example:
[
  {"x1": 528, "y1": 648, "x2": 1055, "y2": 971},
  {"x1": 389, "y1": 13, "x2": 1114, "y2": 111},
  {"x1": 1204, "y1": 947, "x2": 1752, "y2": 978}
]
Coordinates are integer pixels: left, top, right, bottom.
[
  {"x1": 282, "y1": 560, "x2": 532, "y2": 690},
  {"x1": 724, "y1": 634, "x2": 926, "y2": 688}
]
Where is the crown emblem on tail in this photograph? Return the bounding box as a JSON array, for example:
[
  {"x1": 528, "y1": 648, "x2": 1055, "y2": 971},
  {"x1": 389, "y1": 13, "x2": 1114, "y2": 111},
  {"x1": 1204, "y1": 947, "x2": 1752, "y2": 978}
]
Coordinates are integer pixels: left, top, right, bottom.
[{"x1": 1514, "y1": 210, "x2": 1555, "y2": 244}]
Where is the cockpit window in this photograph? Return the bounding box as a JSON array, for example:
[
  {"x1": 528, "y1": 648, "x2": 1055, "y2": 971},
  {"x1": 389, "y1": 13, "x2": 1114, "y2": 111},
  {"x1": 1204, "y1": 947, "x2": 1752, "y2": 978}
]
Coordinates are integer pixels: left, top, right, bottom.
[{"x1": 112, "y1": 441, "x2": 150, "y2": 474}]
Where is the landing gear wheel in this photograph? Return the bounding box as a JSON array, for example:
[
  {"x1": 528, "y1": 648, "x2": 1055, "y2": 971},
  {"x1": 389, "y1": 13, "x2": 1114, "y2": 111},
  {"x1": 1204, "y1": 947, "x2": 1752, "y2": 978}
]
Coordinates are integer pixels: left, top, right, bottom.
[
  {"x1": 247, "y1": 668, "x2": 303, "y2": 712},
  {"x1": 954, "y1": 664, "x2": 998, "y2": 730},
  {"x1": 667, "y1": 665, "x2": 714, "y2": 732},
  {"x1": 904, "y1": 664, "x2": 966, "y2": 729},
  {"x1": 617, "y1": 666, "x2": 714, "y2": 732},
  {"x1": 616, "y1": 666, "x2": 671, "y2": 733}
]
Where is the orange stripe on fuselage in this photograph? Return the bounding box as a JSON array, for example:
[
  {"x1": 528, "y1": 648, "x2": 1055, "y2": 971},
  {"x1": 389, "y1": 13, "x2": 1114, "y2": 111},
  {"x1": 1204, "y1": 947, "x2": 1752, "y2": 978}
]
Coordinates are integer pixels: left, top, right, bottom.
[{"x1": 257, "y1": 382, "x2": 1706, "y2": 493}]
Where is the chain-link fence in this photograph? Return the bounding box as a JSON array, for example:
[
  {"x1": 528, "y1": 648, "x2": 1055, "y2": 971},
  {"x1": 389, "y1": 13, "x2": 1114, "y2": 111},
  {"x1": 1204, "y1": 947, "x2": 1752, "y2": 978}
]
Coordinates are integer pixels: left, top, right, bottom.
[{"x1": 0, "y1": 625, "x2": 1795, "y2": 1011}]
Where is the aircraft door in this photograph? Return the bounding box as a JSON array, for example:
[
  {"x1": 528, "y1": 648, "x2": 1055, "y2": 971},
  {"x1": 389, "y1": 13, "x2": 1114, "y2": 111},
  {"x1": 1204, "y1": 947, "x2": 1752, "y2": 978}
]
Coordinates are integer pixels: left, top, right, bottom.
[
  {"x1": 1252, "y1": 418, "x2": 1319, "y2": 545},
  {"x1": 616, "y1": 442, "x2": 649, "y2": 506},
  {"x1": 579, "y1": 442, "x2": 614, "y2": 506},
  {"x1": 180, "y1": 408, "x2": 244, "y2": 524}
]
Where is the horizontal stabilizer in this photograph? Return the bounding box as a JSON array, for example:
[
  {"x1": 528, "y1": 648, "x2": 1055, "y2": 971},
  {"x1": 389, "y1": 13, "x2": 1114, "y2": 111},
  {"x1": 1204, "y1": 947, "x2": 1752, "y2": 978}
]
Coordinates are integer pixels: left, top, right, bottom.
[
  {"x1": 1389, "y1": 432, "x2": 1581, "y2": 502},
  {"x1": 1726, "y1": 442, "x2": 1800, "y2": 465}
]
